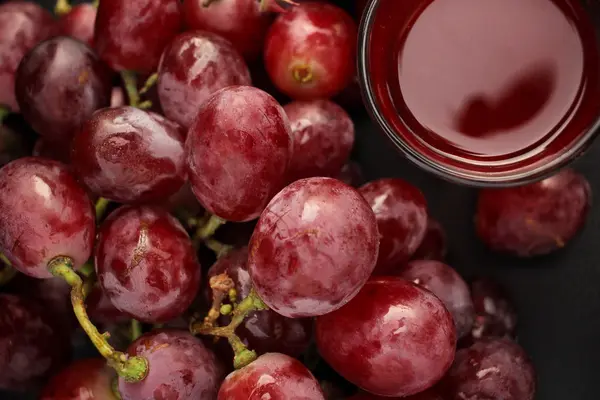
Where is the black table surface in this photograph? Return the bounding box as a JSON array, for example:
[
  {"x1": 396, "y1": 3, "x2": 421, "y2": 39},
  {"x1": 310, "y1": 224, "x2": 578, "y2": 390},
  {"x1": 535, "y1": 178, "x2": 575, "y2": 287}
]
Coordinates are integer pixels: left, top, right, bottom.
[{"x1": 4, "y1": 1, "x2": 600, "y2": 399}]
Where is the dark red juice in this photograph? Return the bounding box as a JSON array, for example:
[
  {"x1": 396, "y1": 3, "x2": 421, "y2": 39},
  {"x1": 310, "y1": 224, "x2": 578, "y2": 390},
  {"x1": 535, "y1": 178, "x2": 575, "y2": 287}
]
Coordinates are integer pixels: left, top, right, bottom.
[{"x1": 366, "y1": 0, "x2": 600, "y2": 170}]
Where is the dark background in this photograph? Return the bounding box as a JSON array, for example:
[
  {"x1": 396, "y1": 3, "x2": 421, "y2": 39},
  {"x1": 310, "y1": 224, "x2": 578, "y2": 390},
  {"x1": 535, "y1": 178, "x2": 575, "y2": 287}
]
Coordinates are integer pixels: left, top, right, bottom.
[{"x1": 4, "y1": 0, "x2": 600, "y2": 399}]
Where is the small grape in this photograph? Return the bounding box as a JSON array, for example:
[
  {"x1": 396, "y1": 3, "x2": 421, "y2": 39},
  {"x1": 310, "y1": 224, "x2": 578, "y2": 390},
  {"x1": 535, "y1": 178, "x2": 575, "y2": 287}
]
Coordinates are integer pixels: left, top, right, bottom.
[
  {"x1": 40, "y1": 359, "x2": 116, "y2": 400},
  {"x1": 58, "y1": 4, "x2": 97, "y2": 46}
]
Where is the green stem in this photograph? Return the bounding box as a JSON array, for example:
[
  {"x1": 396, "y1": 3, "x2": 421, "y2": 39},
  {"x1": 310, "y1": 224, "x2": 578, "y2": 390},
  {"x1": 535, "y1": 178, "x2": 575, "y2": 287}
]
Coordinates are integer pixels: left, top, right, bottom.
[
  {"x1": 0, "y1": 106, "x2": 10, "y2": 124},
  {"x1": 79, "y1": 261, "x2": 95, "y2": 277},
  {"x1": 120, "y1": 71, "x2": 140, "y2": 108},
  {"x1": 92, "y1": 0, "x2": 100, "y2": 8},
  {"x1": 191, "y1": 288, "x2": 268, "y2": 369},
  {"x1": 54, "y1": 0, "x2": 72, "y2": 16},
  {"x1": 0, "y1": 265, "x2": 16, "y2": 286},
  {"x1": 95, "y1": 197, "x2": 111, "y2": 221},
  {"x1": 139, "y1": 73, "x2": 158, "y2": 95},
  {"x1": 193, "y1": 214, "x2": 225, "y2": 248},
  {"x1": 131, "y1": 320, "x2": 142, "y2": 341},
  {"x1": 49, "y1": 256, "x2": 148, "y2": 383},
  {"x1": 204, "y1": 239, "x2": 233, "y2": 258}
]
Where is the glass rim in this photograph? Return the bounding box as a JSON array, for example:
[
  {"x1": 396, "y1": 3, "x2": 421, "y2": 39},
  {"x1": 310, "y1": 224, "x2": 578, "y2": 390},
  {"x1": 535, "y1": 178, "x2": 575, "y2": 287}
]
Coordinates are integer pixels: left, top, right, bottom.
[{"x1": 357, "y1": 0, "x2": 600, "y2": 188}]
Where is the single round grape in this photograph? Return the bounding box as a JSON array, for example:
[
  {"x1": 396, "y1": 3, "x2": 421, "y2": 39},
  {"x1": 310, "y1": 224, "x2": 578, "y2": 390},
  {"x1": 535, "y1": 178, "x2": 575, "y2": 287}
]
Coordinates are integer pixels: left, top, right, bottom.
[
  {"x1": 58, "y1": 4, "x2": 97, "y2": 46},
  {"x1": 96, "y1": 206, "x2": 201, "y2": 323},
  {"x1": 283, "y1": 99, "x2": 354, "y2": 181},
  {"x1": 475, "y1": 168, "x2": 591, "y2": 257},
  {"x1": 397, "y1": 260, "x2": 474, "y2": 339},
  {"x1": 248, "y1": 177, "x2": 379, "y2": 318},
  {"x1": 411, "y1": 218, "x2": 447, "y2": 261},
  {"x1": 16, "y1": 36, "x2": 112, "y2": 144},
  {"x1": 86, "y1": 284, "x2": 130, "y2": 326},
  {"x1": 119, "y1": 330, "x2": 224, "y2": 400},
  {"x1": 217, "y1": 353, "x2": 325, "y2": 399},
  {"x1": 349, "y1": 388, "x2": 443, "y2": 400},
  {"x1": 182, "y1": 0, "x2": 271, "y2": 60},
  {"x1": 71, "y1": 106, "x2": 186, "y2": 204},
  {"x1": 316, "y1": 277, "x2": 456, "y2": 397},
  {"x1": 157, "y1": 31, "x2": 251, "y2": 129},
  {"x1": 264, "y1": 2, "x2": 357, "y2": 100},
  {"x1": 186, "y1": 85, "x2": 293, "y2": 222},
  {"x1": 40, "y1": 359, "x2": 116, "y2": 400},
  {"x1": 207, "y1": 247, "x2": 313, "y2": 358},
  {"x1": 0, "y1": 294, "x2": 70, "y2": 391},
  {"x1": 440, "y1": 338, "x2": 536, "y2": 400},
  {"x1": 0, "y1": 157, "x2": 95, "y2": 278},
  {"x1": 0, "y1": 1, "x2": 55, "y2": 111},
  {"x1": 359, "y1": 178, "x2": 428, "y2": 274},
  {"x1": 336, "y1": 161, "x2": 365, "y2": 188},
  {"x1": 467, "y1": 278, "x2": 518, "y2": 343},
  {"x1": 94, "y1": 0, "x2": 182, "y2": 73}
]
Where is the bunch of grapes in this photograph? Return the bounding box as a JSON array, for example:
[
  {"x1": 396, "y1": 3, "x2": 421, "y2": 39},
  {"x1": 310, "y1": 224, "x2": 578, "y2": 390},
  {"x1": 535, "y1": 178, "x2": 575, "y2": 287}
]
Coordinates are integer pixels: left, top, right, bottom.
[{"x1": 0, "y1": 0, "x2": 592, "y2": 399}]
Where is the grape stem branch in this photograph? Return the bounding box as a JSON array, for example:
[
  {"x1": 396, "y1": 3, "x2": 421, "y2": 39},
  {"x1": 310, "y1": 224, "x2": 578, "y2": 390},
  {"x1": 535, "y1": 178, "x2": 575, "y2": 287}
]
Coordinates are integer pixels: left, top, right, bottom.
[
  {"x1": 54, "y1": 0, "x2": 72, "y2": 16},
  {"x1": 49, "y1": 256, "x2": 148, "y2": 382},
  {"x1": 193, "y1": 214, "x2": 226, "y2": 248},
  {"x1": 191, "y1": 287, "x2": 268, "y2": 369},
  {"x1": 0, "y1": 253, "x2": 16, "y2": 286}
]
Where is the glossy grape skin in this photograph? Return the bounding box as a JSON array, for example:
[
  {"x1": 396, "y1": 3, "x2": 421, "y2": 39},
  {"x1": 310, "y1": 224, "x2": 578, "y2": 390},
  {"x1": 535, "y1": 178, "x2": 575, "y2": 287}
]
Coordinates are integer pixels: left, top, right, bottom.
[
  {"x1": 40, "y1": 359, "x2": 116, "y2": 400},
  {"x1": 316, "y1": 277, "x2": 456, "y2": 397},
  {"x1": 94, "y1": 0, "x2": 182, "y2": 73},
  {"x1": 397, "y1": 260, "x2": 474, "y2": 339},
  {"x1": 0, "y1": 157, "x2": 95, "y2": 278},
  {"x1": 157, "y1": 31, "x2": 251, "y2": 129},
  {"x1": 86, "y1": 284, "x2": 130, "y2": 326},
  {"x1": 207, "y1": 247, "x2": 313, "y2": 359},
  {"x1": 58, "y1": 4, "x2": 97, "y2": 46},
  {"x1": 71, "y1": 106, "x2": 186, "y2": 204},
  {"x1": 0, "y1": 2, "x2": 55, "y2": 111},
  {"x1": 119, "y1": 330, "x2": 224, "y2": 400},
  {"x1": 0, "y1": 294, "x2": 70, "y2": 391},
  {"x1": 359, "y1": 178, "x2": 428, "y2": 274},
  {"x1": 264, "y1": 2, "x2": 357, "y2": 100},
  {"x1": 217, "y1": 353, "x2": 325, "y2": 399},
  {"x1": 95, "y1": 206, "x2": 201, "y2": 323},
  {"x1": 248, "y1": 177, "x2": 379, "y2": 318},
  {"x1": 284, "y1": 99, "x2": 354, "y2": 181},
  {"x1": 475, "y1": 168, "x2": 591, "y2": 257},
  {"x1": 441, "y1": 338, "x2": 536, "y2": 400},
  {"x1": 411, "y1": 218, "x2": 447, "y2": 261},
  {"x1": 182, "y1": 0, "x2": 271, "y2": 60},
  {"x1": 186, "y1": 86, "x2": 293, "y2": 222},
  {"x1": 16, "y1": 36, "x2": 113, "y2": 144},
  {"x1": 466, "y1": 278, "x2": 518, "y2": 344}
]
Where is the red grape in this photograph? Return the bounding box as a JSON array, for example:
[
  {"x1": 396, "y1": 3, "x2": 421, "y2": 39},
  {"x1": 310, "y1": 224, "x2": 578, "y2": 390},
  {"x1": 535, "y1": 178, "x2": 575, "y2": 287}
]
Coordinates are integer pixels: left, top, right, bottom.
[
  {"x1": 264, "y1": 2, "x2": 357, "y2": 100},
  {"x1": 248, "y1": 177, "x2": 379, "y2": 318},
  {"x1": 16, "y1": 36, "x2": 112, "y2": 144},
  {"x1": 182, "y1": 0, "x2": 271, "y2": 60},
  {"x1": 0, "y1": 1, "x2": 55, "y2": 111},
  {"x1": 359, "y1": 178, "x2": 428, "y2": 274},
  {"x1": 217, "y1": 352, "x2": 325, "y2": 399},
  {"x1": 467, "y1": 278, "x2": 517, "y2": 343},
  {"x1": 0, "y1": 157, "x2": 95, "y2": 278},
  {"x1": 40, "y1": 359, "x2": 116, "y2": 399},
  {"x1": 316, "y1": 277, "x2": 456, "y2": 397},
  {"x1": 476, "y1": 168, "x2": 591, "y2": 257},
  {"x1": 0, "y1": 294, "x2": 70, "y2": 391},
  {"x1": 58, "y1": 4, "x2": 97, "y2": 46},
  {"x1": 186, "y1": 85, "x2": 293, "y2": 222},
  {"x1": 411, "y1": 218, "x2": 447, "y2": 261},
  {"x1": 397, "y1": 260, "x2": 474, "y2": 339},
  {"x1": 118, "y1": 330, "x2": 224, "y2": 400},
  {"x1": 283, "y1": 99, "x2": 354, "y2": 181},
  {"x1": 208, "y1": 247, "x2": 313, "y2": 358},
  {"x1": 95, "y1": 205, "x2": 201, "y2": 323},
  {"x1": 336, "y1": 161, "x2": 365, "y2": 187},
  {"x1": 94, "y1": 0, "x2": 182, "y2": 73},
  {"x1": 440, "y1": 338, "x2": 536, "y2": 400},
  {"x1": 110, "y1": 86, "x2": 126, "y2": 108},
  {"x1": 71, "y1": 106, "x2": 186, "y2": 204},
  {"x1": 86, "y1": 284, "x2": 130, "y2": 326},
  {"x1": 349, "y1": 388, "x2": 443, "y2": 400},
  {"x1": 157, "y1": 31, "x2": 251, "y2": 129}
]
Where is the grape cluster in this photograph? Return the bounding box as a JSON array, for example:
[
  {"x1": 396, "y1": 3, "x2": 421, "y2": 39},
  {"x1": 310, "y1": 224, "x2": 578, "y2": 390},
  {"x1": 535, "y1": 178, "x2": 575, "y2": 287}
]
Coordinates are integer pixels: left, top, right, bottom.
[{"x1": 0, "y1": 0, "x2": 591, "y2": 399}]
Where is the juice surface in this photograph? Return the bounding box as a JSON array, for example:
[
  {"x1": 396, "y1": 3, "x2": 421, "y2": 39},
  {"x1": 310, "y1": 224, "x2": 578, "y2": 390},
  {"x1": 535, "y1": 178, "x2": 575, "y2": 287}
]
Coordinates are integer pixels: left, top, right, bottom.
[{"x1": 385, "y1": 0, "x2": 598, "y2": 159}]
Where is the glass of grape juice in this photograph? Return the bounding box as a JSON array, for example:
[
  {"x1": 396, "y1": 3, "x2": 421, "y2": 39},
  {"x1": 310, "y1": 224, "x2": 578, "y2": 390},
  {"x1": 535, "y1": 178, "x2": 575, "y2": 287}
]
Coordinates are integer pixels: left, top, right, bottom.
[{"x1": 358, "y1": 0, "x2": 600, "y2": 186}]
